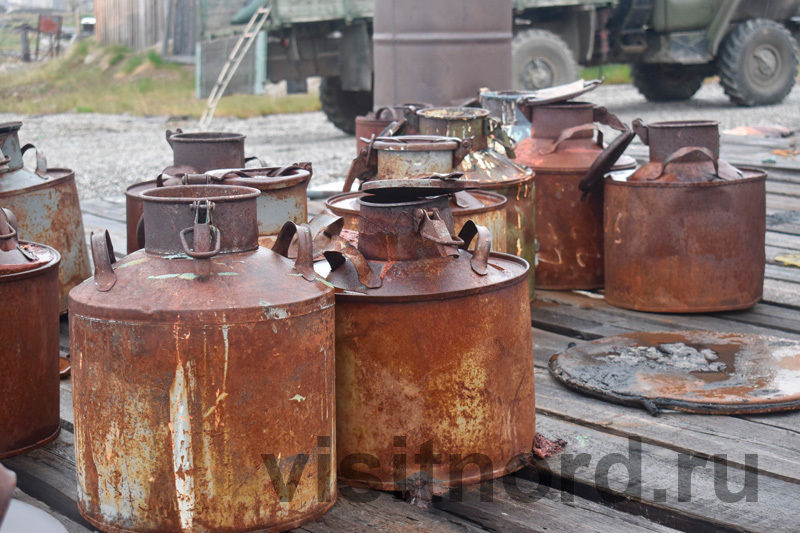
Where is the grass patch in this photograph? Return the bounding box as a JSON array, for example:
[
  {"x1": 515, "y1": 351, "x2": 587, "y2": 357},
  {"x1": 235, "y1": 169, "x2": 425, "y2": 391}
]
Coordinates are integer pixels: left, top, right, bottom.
[
  {"x1": 0, "y1": 41, "x2": 321, "y2": 118},
  {"x1": 580, "y1": 64, "x2": 631, "y2": 84}
]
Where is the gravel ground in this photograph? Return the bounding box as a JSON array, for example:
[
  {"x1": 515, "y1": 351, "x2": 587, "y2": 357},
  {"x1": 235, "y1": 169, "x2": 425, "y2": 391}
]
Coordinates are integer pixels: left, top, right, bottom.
[{"x1": 1, "y1": 80, "x2": 797, "y2": 203}]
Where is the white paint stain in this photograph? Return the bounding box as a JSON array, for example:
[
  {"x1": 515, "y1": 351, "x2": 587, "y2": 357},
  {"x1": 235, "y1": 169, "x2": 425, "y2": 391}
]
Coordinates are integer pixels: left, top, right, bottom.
[
  {"x1": 170, "y1": 360, "x2": 195, "y2": 531},
  {"x1": 290, "y1": 394, "x2": 306, "y2": 402}
]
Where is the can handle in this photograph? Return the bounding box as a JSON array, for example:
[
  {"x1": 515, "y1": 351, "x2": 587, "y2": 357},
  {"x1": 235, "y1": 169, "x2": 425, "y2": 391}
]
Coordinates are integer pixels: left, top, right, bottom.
[
  {"x1": 272, "y1": 221, "x2": 316, "y2": 282},
  {"x1": 245, "y1": 155, "x2": 268, "y2": 167},
  {"x1": 653, "y1": 146, "x2": 720, "y2": 181},
  {"x1": 458, "y1": 220, "x2": 491, "y2": 275},
  {"x1": 0, "y1": 147, "x2": 9, "y2": 171},
  {"x1": 540, "y1": 124, "x2": 598, "y2": 155},
  {"x1": 322, "y1": 236, "x2": 383, "y2": 288},
  {"x1": 20, "y1": 143, "x2": 48, "y2": 179},
  {"x1": 180, "y1": 200, "x2": 221, "y2": 259},
  {"x1": 91, "y1": 230, "x2": 117, "y2": 292},
  {"x1": 452, "y1": 138, "x2": 473, "y2": 167},
  {"x1": 632, "y1": 119, "x2": 649, "y2": 145},
  {"x1": 165, "y1": 128, "x2": 183, "y2": 147},
  {"x1": 415, "y1": 208, "x2": 464, "y2": 256},
  {"x1": 373, "y1": 107, "x2": 401, "y2": 121},
  {"x1": 344, "y1": 134, "x2": 377, "y2": 191},
  {"x1": 486, "y1": 118, "x2": 516, "y2": 158}
]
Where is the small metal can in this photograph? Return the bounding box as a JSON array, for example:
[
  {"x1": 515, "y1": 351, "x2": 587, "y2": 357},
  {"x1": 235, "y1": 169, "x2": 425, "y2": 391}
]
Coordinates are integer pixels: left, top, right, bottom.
[{"x1": 0, "y1": 207, "x2": 61, "y2": 459}]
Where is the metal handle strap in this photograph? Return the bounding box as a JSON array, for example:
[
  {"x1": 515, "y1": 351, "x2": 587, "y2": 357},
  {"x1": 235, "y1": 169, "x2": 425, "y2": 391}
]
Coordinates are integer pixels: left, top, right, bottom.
[
  {"x1": 165, "y1": 128, "x2": 182, "y2": 147},
  {"x1": 344, "y1": 134, "x2": 377, "y2": 191},
  {"x1": 632, "y1": 119, "x2": 648, "y2": 145},
  {"x1": 486, "y1": 118, "x2": 516, "y2": 158},
  {"x1": 180, "y1": 200, "x2": 221, "y2": 259},
  {"x1": 458, "y1": 220, "x2": 491, "y2": 275},
  {"x1": 272, "y1": 221, "x2": 316, "y2": 282},
  {"x1": 322, "y1": 235, "x2": 382, "y2": 289},
  {"x1": 416, "y1": 208, "x2": 464, "y2": 249},
  {"x1": 653, "y1": 146, "x2": 720, "y2": 181},
  {"x1": 20, "y1": 143, "x2": 48, "y2": 178},
  {"x1": 245, "y1": 155, "x2": 268, "y2": 167},
  {"x1": 540, "y1": 124, "x2": 598, "y2": 155},
  {"x1": 91, "y1": 230, "x2": 117, "y2": 292}
]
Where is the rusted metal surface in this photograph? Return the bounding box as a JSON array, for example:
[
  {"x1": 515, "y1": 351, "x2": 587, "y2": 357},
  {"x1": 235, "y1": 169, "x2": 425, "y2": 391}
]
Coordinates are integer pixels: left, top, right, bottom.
[
  {"x1": 70, "y1": 186, "x2": 336, "y2": 532},
  {"x1": 0, "y1": 207, "x2": 61, "y2": 460},
  {"x1": 166, "y1": 129, "x2": 246, "y2": 171},
  {"x1": 327, "y1": 190, "x2": 507, "y2": 253},
  {"x1": 550, "y1": 331, "x2": 800, "y2": 415},
  {"x1": 373, "y1": 0, "x2": 512, "y2": 108},
  {"x1": 515, "y1": 103, "x2": 634, "y2": 290},
  {"x1": 0, "y1": 463, "x2": 15, "y2": 526},
  {"x1": 0, "y1": 121, "x2": 90, "y2": 313},
  {"x1": 479, "y1": 90, "x2": 534, "y2": 143},
  {"x1": 320, "y1": 185, "x2": 534, "y2": 497},
  {"x1": 417, "y1": 107, "x2": 536, "y2": 300},
  {"x1": 127, "y1": 164, "x2": 310, "y2": 252},
  {"x1": 604, "y1": 120, "x2": 766, "y2": 313}
]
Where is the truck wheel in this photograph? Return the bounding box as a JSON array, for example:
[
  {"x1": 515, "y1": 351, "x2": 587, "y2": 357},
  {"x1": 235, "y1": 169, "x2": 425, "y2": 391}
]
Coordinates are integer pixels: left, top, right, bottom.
[
  {"x1": 512, "y1": 29, "x2": 579, "y2": 90},
  {"x1": 319, "y1": 76, "x2": 373, "y2": 134},
  {"x1": 631, "y1": 64, "x2": 706, "y2": 101},
  {"x1": 718, "y1": 19, "x2": 799, "y2": 106}
]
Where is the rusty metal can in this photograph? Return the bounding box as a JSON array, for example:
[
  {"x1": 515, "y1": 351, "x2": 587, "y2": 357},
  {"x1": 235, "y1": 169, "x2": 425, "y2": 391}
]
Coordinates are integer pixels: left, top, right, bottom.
[
  {"x1": 166, "y1": 129, "x2": 246, "y2": 171},
  {"x1": 0, "y1": 207, "x2": 61, "y2": 459},
  {"x1": 127, "y1": 163, "x2": 308, "y2": 253},
  {"x1": 604, "y1": 120, "x2": 766, "y2": 312},
  {"x1": 417, "y1": 107, "x2": 537, "y2": 300},
  {"x1": 515, "y1": 102, "x2": 635, "y2": 290},
  {"x1": 320, "y1": 189, "x2": 534, "y2": 497},
  {"x1": 0, "y1": 121, "x2": 90, "y2": 313},
  {"x1": 70, "y1": 185, "x2": 336, "y2": 532},
  {"x1": 125, "y1": 129, "x2": 251, "y2": 255},
  {"x1": 355, "y1": 104, "x2": 430, "y2": 154}
]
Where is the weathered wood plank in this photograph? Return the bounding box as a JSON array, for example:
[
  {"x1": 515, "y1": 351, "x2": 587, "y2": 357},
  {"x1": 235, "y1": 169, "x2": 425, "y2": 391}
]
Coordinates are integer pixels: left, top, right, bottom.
[
  {"x1": 529, "y1": 414, "x2": 800, "y2": 533},
  {"x1": 533, "y1": 291, "x2": 800, "y2": 340}
]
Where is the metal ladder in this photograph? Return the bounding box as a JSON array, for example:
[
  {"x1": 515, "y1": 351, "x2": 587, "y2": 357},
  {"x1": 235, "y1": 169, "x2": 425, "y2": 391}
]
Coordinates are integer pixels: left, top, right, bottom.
[{"x1": 198, "y1": 3, "x2": 271, "y2": 130}]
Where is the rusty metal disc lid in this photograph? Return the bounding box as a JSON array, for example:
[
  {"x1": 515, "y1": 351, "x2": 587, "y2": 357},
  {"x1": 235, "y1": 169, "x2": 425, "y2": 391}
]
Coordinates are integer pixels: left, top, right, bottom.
[
  {"x1": 517, "y1": 79, "x2": 603, "y2": 108},
  {"x1": 372, "y1": 135, "x2": 460, "y2": 151},
  {"x1": 549, "y1": 331, "x2": 800, "y2": 415},
  {"x1": 0, "y1": 209, "x2": 58, "y2": 275},
  {"x1": 203, "y1": 165, "x2": 312, "y2": 191}
]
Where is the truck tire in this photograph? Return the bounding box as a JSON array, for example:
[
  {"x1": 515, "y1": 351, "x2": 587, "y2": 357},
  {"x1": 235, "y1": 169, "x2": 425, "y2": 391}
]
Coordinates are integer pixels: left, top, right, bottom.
[
  {"x1": 319, "y1": 76, "x2": 373, "y2": 134},
  {"x1": 718, "y1": 19, "x2": 799, "y2": 107},
  {"x1": 512, "y1": 29, "x2": 579, "y2": 91},
  {"x1": 631, "y1": 64, "x2": 706, "y2": 101}
]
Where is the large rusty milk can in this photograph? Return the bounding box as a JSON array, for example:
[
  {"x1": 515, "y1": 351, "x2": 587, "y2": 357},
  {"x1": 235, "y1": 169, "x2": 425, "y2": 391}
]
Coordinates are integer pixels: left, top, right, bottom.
[
  {"x1": 321, "y1": 179, "x2": 535, "y2": 497},
  {"x1": 417, "y1": 108, "x2": 537, "y2": 299},
  {"x1": 0, "y1": 207, "x2": 61, "y2": 458},
  {"x1": 333, "y1": 135, "x2": 508, "y2": 251},
  {"x1": 515, "y1": 99, "x2": 635, "y2": 290},
  {"x1": 0, "y1": 121, "x2": 90, "y2": 313},
  {"x1": 603, "y1": 120, "x2": 767, "y2": 312},
  {"x1": 131, "y1": 165, "x2": 312, "y2": 250},
  {"x1": 125, "y1": 128, "x2": 260, "y2": 254},
  {"x1": 69, "y1": 185, "x2": 336, "y2": 532}
]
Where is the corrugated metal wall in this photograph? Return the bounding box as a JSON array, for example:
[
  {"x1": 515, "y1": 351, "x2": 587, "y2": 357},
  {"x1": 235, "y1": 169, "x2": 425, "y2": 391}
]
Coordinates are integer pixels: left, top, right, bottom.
[{"x1": 94, "y1": 0, "x2": 230, "y2": 55}]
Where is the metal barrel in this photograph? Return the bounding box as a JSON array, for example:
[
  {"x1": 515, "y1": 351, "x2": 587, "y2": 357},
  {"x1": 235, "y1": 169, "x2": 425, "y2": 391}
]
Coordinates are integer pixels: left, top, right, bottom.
[
  {"x1": 324, "y1": 193, "x2": 534, "y2": 497},
  {"x1": 0, "y1": 206, "x2": 61, "y2": 459},
  {"x1": 165, "y1": 130, "x2": 246, "y2": 171},
  {"x1": 373, "y1": 0, "x2": 512, "y2": 107},
  {"x1": 70, "y1": 186, "x2": 337, "y2": 531}
]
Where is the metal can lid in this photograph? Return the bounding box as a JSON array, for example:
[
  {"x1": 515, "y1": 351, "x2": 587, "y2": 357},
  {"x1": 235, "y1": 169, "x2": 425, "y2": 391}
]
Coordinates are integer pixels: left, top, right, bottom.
[
  {"x1": 0, "y1": 121, "x2": 22, "y2": 136},
  {"x1": 0, "y1": 207, "x2": 55, "y2": 275},
  {"x1": 517, "y1": 79, "x2": 603, "y2": 108},
  {"x1": 578, "y1": 129, "x2": 636, "y2": 194},
  {"x1": 372, "y1": 135, "x2": 460, "y2": 152},
  {"x1": 361, "y1": 172, "x2": 480, "y2": 198}
]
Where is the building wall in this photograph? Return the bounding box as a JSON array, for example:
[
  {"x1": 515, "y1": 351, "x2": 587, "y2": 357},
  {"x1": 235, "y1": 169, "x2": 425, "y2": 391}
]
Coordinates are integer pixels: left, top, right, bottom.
[{"x1": 93, "y1": 0, "x2": 243, "y2": 53}]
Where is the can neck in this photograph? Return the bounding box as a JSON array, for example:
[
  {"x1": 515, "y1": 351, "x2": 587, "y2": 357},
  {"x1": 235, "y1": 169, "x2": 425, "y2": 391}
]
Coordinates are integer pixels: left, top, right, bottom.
[
  {"x1": 645, "y1": 123, "x2": 721, "y2": 162},
  {"x1": 357, "y1": 196, "x2": 461, "y2": 261},
  {"x1": 529, "y1": 104, "x2": 594, "y2": 139}
]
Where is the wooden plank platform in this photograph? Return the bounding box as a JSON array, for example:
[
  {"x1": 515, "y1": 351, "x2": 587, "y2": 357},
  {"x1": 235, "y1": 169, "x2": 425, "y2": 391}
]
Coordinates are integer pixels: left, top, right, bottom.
[{"x1": 4, "y1": 135, "x2": 800, "y2": 532}]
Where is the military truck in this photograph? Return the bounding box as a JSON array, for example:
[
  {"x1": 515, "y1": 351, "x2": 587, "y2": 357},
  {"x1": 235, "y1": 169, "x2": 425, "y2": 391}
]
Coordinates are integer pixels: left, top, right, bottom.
[{"x1": 240, "y1": 0, "x2": 800, "y2": 132}]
